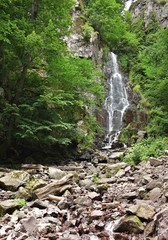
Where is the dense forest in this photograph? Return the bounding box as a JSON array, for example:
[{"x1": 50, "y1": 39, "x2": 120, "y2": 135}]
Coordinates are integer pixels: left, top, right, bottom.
[{"x1": 0, "y1": 0, "x2": 167, "y2": 163}]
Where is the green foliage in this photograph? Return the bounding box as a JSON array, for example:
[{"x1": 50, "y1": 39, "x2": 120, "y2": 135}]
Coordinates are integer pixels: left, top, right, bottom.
[
  {"x1": 0, "y1": 0, "x2": 104, "y2": 156},
  {"x1": 82, "y1": 22, "x2": 97, "y2": 42},
  {"x1": 85, "y1": 0, "x2": 138, "y2": 52},
  {"x1": 129, "y1": 7, "x2": 168, "y2": 136},
  {"x1": 124, "y1": 137, "x2": 168, "y2": 164}
]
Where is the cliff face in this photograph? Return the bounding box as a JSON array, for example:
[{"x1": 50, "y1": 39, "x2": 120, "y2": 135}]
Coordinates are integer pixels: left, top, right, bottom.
[
  {"x1": 130, "y1": 0, "x2": 168, "y2": 28},
  {"x1": 65, "y1": 0, "x2": 103, "y2": 65}
]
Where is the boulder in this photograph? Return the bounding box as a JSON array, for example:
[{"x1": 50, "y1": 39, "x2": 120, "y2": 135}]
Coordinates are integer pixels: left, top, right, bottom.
[
  {"x1": 48, "y1": 167, "x2": 66, "y2": 180},
  {"x1": 114, "y1": 215, "x2": 144, "y2": 234},
  {"x1": 128, "y1": 203, "x2": 155, "y2": 220},
  {"x1": 0, "y1": 171, "x2": 30, "y2": 191},
  {"x1": 0, "y1": 199, "x2": 22, "y2": 215},
  {"x1": 136, "y1": 131, "x2": 148, "y2": 143}
]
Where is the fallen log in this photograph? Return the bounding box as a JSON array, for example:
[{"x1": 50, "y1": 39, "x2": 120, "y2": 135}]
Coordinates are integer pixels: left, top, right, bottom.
[{"x1": 34, "y1": 173, "x2": 73, "y2": 200}]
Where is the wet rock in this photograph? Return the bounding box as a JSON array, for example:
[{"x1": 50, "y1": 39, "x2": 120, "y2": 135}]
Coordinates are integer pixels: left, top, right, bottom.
[
  {"x1": 150, "y1": 157, "x2": 163, "y2": 167},
  {"x1": 0, "y1": 171, "x2": 30, "y2": 191},
  {"x1": 128, "y1": 203, "x2": 155, "y2": 220},
  {"x1": 0, "y1": 199, "x2": 22, "y2": 214},
  {"x1": 114, "y1": 215, "x2": 144, "y2": 234},
  {"x1": 48, "y1": 167, "x2": 66, "y2": 180}
]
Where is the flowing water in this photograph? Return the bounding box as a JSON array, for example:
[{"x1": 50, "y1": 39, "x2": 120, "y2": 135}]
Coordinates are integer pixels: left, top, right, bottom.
[{"x1": 104, "y1": 52, "x2": 129, "y2": 148}]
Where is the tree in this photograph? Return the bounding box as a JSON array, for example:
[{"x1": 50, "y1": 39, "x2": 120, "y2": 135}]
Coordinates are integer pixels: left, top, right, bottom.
[{"x1": 0, "y1": 0, "x2": 104, "y2": 159}]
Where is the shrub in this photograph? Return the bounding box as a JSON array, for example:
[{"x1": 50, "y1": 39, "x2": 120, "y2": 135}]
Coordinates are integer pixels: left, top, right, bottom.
[{"x1": 123, "y1": 137, "x2": 168, "y2": 164}]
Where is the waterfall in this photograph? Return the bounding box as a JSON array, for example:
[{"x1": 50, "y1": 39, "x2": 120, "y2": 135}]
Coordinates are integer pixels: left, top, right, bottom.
[{"x1": 104, "y1": 52, "x2": 129, "y2": 148}]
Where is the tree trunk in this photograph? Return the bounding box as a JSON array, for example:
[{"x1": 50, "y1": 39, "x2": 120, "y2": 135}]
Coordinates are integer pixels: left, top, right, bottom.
[{"x1": 32, "y1": 0, "x2": 40, "y2": 19}]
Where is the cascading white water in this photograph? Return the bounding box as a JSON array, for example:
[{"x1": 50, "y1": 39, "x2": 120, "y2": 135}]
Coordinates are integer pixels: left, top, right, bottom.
[{"x1": 104, "y1": 52, "x2": 129, "y2": 148}]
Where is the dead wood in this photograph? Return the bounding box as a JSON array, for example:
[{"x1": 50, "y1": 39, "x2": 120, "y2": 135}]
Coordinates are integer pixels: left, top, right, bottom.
[{"x1": 34, "y1": 174, "x2": 73, "y2": 200}]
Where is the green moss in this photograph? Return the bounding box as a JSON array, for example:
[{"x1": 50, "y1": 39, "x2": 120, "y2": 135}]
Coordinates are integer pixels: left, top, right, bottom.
[
  {"x1": 14, "y1": 198, "x2": 26, "y2": 207},
  {"x1": 92, "y1": 174, "x2": 100, "y2": 184},
  {"x1": 127, "y1": 215, "x2": 143, "y2": 227},
  {"x1": 25, "y1": 177, "x2": 39, "y2": 193}
]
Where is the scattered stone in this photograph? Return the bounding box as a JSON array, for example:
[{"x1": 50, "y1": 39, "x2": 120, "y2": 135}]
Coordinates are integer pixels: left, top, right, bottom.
[
  {"x1": 79, "y1": 179, "x2": 93, "y2": 188},
  {"x1": 90, "y1": 210, "x2": 104, "y2": 218},
  {"x1": 144, "y1": 221, "x2": 156, "y2": 237},
  {"x1": 88, "y1": 191, "x2": 101, "y2": 200},
  {"x1": 115, "y1": 169, "x2": 126, "y2": 178},
  {"x1": 74, "y1": 196, "x2": 92, "y2": 207},
  {"x1": 148, "y1": 187, "x2": 162, "y2": 202},
  {"x1": 149, "y1": 157, "x2": 163, "y2": 167},
  {"x1": 146, "y1": 180, "x2": 162, "y2": 190},
  {"x1": 122, "y1": 191, "x2": 137, "y2": 200},
  {"x1": 0, "y1": 152, "x2": 168, "y2": 239},
  {"x1": 21, "y1": 216, "x2": 38, "y2": 234},
  {"x1": 48, "y1": 167, "x2": 66, "y2": 180}
]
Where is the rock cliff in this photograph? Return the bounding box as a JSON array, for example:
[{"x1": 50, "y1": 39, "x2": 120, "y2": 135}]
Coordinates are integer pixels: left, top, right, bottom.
[{"x1": 130, "y1": 0, "x2": 168, "y2": 28}]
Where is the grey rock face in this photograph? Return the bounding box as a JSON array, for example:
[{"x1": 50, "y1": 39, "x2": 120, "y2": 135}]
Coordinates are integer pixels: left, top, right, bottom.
[{"x1": 131, "y1": 0, "x2": 168, "y2": 28}]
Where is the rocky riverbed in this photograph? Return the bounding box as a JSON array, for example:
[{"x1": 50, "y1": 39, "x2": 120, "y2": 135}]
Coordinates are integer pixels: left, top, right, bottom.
[{"x1": 0, "y1": 149, "x2": 168, "y2": 240}]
